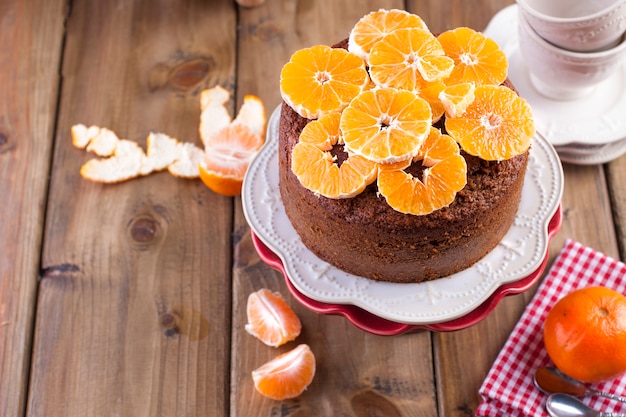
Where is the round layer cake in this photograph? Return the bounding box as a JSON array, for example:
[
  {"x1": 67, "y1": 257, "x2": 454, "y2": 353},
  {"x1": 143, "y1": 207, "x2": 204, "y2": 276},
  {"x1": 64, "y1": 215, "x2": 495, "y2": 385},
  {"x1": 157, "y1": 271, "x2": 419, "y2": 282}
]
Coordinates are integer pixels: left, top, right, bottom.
[
  {"x1": 278, "y1": 35, "x2": 530, "y2": 284},
  {"x1": 279, "y1": 103, "x2": 528, "y2": 284}
]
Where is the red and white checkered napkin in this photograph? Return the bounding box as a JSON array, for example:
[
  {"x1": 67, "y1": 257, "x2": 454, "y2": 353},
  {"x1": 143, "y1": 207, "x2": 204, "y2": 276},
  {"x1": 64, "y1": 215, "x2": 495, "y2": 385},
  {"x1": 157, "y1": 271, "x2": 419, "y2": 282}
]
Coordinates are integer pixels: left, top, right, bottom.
[{"x1": 476, "y1": 239, "x2": 626, "y2": 417}]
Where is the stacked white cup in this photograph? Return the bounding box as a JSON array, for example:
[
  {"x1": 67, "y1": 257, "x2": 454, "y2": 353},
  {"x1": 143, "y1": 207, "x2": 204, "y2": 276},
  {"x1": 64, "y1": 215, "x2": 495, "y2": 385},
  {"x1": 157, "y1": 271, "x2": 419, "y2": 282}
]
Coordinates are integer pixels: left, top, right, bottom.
[{"x1": 516, "y1": 0, "x2": 626, "y2": 100}]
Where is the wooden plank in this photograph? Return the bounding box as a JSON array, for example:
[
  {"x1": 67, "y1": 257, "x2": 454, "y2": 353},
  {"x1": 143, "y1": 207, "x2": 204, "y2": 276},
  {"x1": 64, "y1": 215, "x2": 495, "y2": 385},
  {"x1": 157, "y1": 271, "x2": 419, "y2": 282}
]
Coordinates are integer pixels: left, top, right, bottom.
[
  {"x1": 28, "y1": 0, "x2": 237, "y2": 416},
  {"x1": 407, "y1": 1, "x2": 618, "y2": 415},
  {"x1": 231, "y1": 1, "x2": 439, "y2": 415},
  {"x1": 605, "y1": 156, "x2": 626, "y2": 260},
  {"x1": 0, "y1": 1, "x2": 66, "y2": 416}
]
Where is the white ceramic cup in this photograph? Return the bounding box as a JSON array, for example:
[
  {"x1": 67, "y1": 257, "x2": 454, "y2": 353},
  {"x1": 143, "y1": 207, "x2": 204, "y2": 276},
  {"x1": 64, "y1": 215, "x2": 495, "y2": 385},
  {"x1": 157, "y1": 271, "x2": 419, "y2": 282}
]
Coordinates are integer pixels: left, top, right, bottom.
[
  {"x1": 518, "y1": 11, "x2": 626, "y2": 100},
  {"x1": 516, "y1": 0, "x2": 626, "y2": 52}
]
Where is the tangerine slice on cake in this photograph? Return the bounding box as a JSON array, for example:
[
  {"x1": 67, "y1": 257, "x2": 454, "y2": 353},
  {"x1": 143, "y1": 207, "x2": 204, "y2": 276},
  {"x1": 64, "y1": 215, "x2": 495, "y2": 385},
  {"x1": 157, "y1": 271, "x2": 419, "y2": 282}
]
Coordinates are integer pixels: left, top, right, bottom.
[
  {"x1": 444, "y1": 85, "x2": 534, "y2": 161},
  {"x1": 377, "y1": 127, "x2": 467, "y2": 215},
  {"x1": 245, "y1": 288, "x2": 301, "y2": 348},
  {"x1": 439, "y1": 82, "x2": 475, "y2": 118},
  {"x1": 280, "y1": 45, "x2": 369, "y2": 119},
  {"x1": 298, "y1": 111, "x2": 342, "y2": 150},
  {"x1": 252, "y1": 344, "x2": 316, "y2": 400},
  {"x1": 348, "y1": 9, "x2": 428, "y2": 61},
  {"x1": 291, "y1": 112, "x2": 378, "y2": 198},
  {"x1": 340, "y1": 87, "x2": 432, "y2": 164},
  {"x1": 368, "y1": 28, "x2": 455, "y2": 90},
  {"x1": 438, "y1": 27, "x2": 508, "y2": 86}
]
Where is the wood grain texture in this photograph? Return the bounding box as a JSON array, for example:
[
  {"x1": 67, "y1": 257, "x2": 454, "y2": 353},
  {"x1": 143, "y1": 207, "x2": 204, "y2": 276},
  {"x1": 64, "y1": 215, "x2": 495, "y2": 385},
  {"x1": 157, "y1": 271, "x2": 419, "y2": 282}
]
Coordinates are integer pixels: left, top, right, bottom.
[
  {"x1": 3, "y1": 0, "x2": 624, "y2": 416},
  {"x1": 0, "y1": 1, "x2": 66, "y2": 416},
  {"x1": 29, "y1": 0, "x2": 237, "y2": 416},
  {"x1": 231, "y1": 1, "x2": 437, "y2": 415}
]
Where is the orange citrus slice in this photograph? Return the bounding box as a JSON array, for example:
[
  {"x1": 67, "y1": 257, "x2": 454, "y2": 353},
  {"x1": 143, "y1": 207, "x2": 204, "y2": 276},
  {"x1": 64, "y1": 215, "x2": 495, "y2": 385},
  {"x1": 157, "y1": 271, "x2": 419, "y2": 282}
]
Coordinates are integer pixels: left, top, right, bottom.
[
  {"x1": 340, "y1": 87, "x2": 432, "y2": 163},
  {"x1": 439, "y1": 82, "x2": 475, "y2": 118},
  {"x1": 298, "y1": 111, "x2": 342, "y2": 150},
  {"x1": 444, "y1": 85, "x2": 534, "y2": 161},
  {"x1": 252, "y1": 344, "x2": 316, "y2": 400},
  {"x1": 368, "y1": 28, "x2": 454, "y2": 90},
  {"x1": 438, "y1": 27, "x2": 508, "y2": 86},
  {"x1": 280, "y1": 45, "x2": 369, "y2": 119},
  {"x1": 348, "y1": 9, "x2": 428, "y2": 61},
  {"x1": 245, "y1": 288, "x2": 301, "y2": 348},
  {"x1": 377, "y1": 127, "x2": 467, "y2": 215},
  {"x1": 291, "y1": 112, "x2": 378, "y2": 198},
  {"x1": 198, "y1": 123, "x2": 264, "y2": 196}
]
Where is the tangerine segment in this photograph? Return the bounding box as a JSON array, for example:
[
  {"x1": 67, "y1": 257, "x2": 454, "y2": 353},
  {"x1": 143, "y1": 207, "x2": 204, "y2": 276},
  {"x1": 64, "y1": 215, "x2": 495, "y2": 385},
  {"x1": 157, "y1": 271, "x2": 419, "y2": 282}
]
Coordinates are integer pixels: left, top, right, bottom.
[
  {"x1": 291, "y1": 142, "x2": 378, "y2": 199},
  {"x1": 340, "y1": 88, "x2": 432, "y2": 163},
  {"x1": 280, "y1": 45, "x2": 369, "y2": 119},
  {"x1": 348, "y1": 9, "x2": 428, "y2": 61},
  {"x1": 298, "y1": 112, "x2": 342, "y2": 150},
  {"x1": 378, "y1": 128, "x2": 467, "y2": 215},
  {"x1": 444, "y1": 85, "x2": 534, "y2": 161},
  {"x1": 439, "y1": 82, "x2": 475, "y2": 118},
  {"x1": 252, "y1": 344, "x2": 316, "y2": 401},
  {"x1": 199, "y1": 124, "x2": 264, "y2": 196},
  {"x1": 368, "y1": 28, "x2": 454, "y2": 90},
  {"x1": 544, "y1": 286, "x2": 626, "y2": 383},
  {"x1": 245, "y1": 289, "x2": 301, "y2": 348},
  {"x1": 438, "y1": 27, "x2": 508, "y2": 86}
]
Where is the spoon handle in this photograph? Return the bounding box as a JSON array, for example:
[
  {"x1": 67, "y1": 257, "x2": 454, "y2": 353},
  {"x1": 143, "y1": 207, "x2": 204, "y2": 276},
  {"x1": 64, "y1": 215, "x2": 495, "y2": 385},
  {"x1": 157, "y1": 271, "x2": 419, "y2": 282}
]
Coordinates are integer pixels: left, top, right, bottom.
[
  {"x1": 600, "y1": 413, "x2": 626, "y2": 417},
  {"x1": 596, "y1": 390, "x2": 626, "y2": 404}
]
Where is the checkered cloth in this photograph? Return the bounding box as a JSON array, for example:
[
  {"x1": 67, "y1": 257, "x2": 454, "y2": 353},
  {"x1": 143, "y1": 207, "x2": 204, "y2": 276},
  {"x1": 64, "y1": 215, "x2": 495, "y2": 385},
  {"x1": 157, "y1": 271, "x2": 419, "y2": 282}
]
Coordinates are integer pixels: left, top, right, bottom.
[{"x1": 476, "y1": 239, "x2": 626, "y2": 417}]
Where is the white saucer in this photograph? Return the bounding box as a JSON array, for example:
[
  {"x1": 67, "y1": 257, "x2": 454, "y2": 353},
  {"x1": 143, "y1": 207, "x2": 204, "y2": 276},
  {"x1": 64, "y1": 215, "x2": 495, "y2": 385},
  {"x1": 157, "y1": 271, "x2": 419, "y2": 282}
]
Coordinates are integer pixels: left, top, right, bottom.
[
  {"x1": 484, "y1": 5, "x2": 626, "y2": 147},
  {"x1": 555, "y1": 137, "x2": 626, "y2": 164},
  {"x1": 242, "y1": 106, "x2": 564, "y2": 325}
]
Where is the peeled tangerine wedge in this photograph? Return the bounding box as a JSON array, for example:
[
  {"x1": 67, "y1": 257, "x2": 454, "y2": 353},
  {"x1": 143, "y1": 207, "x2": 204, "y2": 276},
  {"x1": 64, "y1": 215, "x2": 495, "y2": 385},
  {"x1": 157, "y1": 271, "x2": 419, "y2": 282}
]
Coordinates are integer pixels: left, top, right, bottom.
[
  {"x1": 439, "y1": 82, "x2": 475, "y2": 118},
  {"x1": 245, "y1": 288, "x2": 301, "y2": 348},
  {"x1": 377, "y1": 127, "x2": 467, "y2": 215},
  {"x1": 291, "y1": 112, "x2": 378, "y2": 199},
  {"x1": 252, "y1": 344, "x2": 316, "y2": 401},
  {"x1": 198, "y1": 87, "x2": 266, "y2": 196}
]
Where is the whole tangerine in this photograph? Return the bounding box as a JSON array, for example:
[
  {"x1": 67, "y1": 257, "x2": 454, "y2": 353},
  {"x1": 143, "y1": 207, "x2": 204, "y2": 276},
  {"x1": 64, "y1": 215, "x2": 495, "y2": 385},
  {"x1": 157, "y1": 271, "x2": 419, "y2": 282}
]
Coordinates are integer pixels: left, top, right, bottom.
[{"x1": 543, "y1": 286, "x2": 626, "y2": 383}]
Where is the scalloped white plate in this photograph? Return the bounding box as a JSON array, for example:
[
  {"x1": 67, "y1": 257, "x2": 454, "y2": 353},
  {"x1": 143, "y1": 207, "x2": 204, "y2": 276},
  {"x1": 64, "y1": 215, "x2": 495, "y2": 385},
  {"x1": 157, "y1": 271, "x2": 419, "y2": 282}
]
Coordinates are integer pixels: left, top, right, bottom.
[
  {"x1": 242, "y1": 106, "x2": 564, "y2": 325},
  {"x1": 484, "y1": 5, "x2": 626, "y2": 147}
]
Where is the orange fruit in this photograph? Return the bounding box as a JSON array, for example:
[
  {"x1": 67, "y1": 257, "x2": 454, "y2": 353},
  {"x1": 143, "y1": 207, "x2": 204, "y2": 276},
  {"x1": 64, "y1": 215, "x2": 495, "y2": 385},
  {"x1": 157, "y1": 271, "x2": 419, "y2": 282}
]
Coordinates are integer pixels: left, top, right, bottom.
[
  {"x1": 252, "y1": 344, "x2": 316, "y2": 400},
  {"x1": 340, "y1": 87, "x2": 432, "y2": 163},
  {"x1": 291, "y1": 112, "x2": 378, "y2": 199},
  {"x1": 368, "y1": 28, "x2": 455, "y2": 89},
  {"x1": 197, "y1": 87, "x2": 266, "y2": 196},
  {"x1": 280, "y1": 45, "x2": 369, "y2": 119},
  {"x1": 444, "y1": 85, "x2": 534, "y2": 161},
  {"x1": 438, "y1": 27, "x2": 508, "y2": 86},
  {"x1": 377, "y1": 127, "x2": 467, "y2": 215},
  {"x1": 298, "y1": 111, "x2": 342, "y2": 150},
  {"x1": 348, "y1": 9, "x2": 428, "y2": 61},
  {"x1": 544, "y1": 286, "x2": 626, "y2": 383},
  {"x1": 198, "y1": 123, "x2": 264, "y2": 196},
  {"x1": 245, "y1": 288, "x2": 302, "y2": 348},
  {"x1": 439, "y1": 82, "x2": 475, "y2": 118},
  {"x1": 416, "y1": 80, "x2": 446, "y2": 123}
]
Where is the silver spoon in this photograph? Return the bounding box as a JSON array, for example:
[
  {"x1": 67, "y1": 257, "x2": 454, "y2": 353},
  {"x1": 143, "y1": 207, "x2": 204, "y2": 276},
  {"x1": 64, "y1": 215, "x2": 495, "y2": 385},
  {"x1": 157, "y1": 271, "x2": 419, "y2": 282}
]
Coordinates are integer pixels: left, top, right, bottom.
[
  {"x1": 535, "y1": 367, "x2": 626, "y2": 403},
  {"x1": 546, "y1": 393, "x2": 626, "y2": 417}
]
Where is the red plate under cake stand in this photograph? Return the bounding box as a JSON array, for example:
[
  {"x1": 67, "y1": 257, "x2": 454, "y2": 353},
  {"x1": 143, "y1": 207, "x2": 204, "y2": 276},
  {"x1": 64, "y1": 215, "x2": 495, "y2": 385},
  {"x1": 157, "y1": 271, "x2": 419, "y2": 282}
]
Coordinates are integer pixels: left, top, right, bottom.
[{"x1": 250, "y1": 205, "x2": 562, "y2": 336}]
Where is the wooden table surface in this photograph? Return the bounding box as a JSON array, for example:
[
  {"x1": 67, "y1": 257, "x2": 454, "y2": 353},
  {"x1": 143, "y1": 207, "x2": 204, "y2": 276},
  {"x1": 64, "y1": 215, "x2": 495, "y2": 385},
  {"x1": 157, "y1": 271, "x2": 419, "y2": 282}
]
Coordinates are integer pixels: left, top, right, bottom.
[{"x1": 2, "y1": 0, "x2": 625, "y2": 415}]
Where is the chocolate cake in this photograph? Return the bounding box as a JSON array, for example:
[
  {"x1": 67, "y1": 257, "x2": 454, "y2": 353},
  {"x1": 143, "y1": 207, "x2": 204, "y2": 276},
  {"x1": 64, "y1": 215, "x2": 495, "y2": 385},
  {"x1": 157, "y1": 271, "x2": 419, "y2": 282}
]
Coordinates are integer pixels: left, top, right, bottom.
[
  {"x1": 279, "y1": 100, "x2": 528, "y2": 283},
  {"x1": 277, "y1": 13, "x2": 533, "y2": 284}
]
